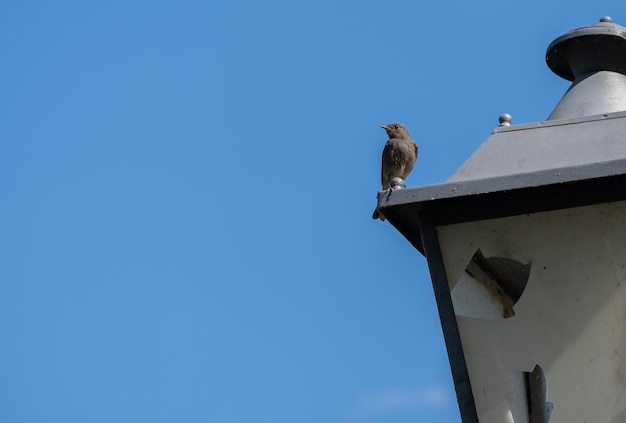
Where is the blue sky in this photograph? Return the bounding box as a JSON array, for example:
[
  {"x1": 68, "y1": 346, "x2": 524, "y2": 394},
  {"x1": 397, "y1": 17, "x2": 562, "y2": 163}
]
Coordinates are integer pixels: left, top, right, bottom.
[{"x1": 1, "y1": 1, "x2": 623, "y2": 422}]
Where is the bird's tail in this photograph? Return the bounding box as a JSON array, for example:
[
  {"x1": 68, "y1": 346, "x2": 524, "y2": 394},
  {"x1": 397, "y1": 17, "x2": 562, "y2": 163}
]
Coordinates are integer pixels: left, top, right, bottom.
[{"x1": 372, "y1": 208, "x2": 386, "y2": 221}]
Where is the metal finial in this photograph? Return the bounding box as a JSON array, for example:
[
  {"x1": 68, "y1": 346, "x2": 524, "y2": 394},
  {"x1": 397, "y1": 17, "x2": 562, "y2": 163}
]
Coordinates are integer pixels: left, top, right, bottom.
[
  {"x1": 546, "y1": 18, "x2": 626, "y2": 81},
  {"x1": 390, "y1": 177, "x2": 405, "y2": 190},
  {"x1": 498, "y1": 113, "x2": 512, "y2": 127}
]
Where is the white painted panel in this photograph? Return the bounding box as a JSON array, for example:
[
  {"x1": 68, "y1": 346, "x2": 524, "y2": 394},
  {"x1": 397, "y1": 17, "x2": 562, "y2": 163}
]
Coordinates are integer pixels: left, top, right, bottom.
[{"x1": 437, "y1": 201, "x2": 626, "y2": 423}]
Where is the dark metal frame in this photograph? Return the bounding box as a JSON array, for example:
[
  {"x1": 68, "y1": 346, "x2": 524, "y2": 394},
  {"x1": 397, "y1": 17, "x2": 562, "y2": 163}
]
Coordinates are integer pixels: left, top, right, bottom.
[
  {"x1": 419, "y1": 210, "x2": 479, "y2": 423},
  {"x1": 381, "y1": 157, "x2": 626, "y2": 253}
]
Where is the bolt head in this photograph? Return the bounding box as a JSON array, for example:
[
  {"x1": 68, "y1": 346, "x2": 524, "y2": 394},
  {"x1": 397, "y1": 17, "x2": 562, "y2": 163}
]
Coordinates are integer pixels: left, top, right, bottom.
[{"x1": 390, "y1": 177, "x2": 405, "y2": 189}]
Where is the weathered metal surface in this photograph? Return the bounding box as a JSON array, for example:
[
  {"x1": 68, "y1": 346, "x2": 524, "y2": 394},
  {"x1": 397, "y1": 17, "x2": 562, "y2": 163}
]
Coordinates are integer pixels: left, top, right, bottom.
[
  {"x1": 525, "y1": 365, "x2": 553, "y2": 423},
  {"x1": 448, "y1": 112, "x2": 626, "y2": 183},
  {"x1": 456, "y1": 250, "x2": 531, "y2": 319},
  {"x1": 380, "y1": 157, "x2": 626, "y2": 229},
  {"x1": 546, "y1": 17, "x2": 626, "y2": 120},
  {"x1": 547, "y1": 71, "x2": 626, "y2": 120},
  {"x1": 436, "y1": 201, "x2": 626, "y2": 422},
  {"x1": 546, "y1": 16, "x2": 626, "y2": 81}
]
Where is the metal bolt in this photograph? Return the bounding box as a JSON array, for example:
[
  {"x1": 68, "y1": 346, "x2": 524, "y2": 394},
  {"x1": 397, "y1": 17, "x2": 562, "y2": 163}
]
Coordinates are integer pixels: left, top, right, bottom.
[
  {"x1": 498, "y1": 113, "x2": 512, "y2": 127},
  {"x1": 390, "y1": 177, "x2": 405, "y2": 190}
]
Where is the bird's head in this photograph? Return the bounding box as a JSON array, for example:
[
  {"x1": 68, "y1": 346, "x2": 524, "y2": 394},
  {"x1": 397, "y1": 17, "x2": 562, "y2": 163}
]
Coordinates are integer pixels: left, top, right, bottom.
[{"x1": 380, "y1": 123, "x2": 409, "y2": 138}]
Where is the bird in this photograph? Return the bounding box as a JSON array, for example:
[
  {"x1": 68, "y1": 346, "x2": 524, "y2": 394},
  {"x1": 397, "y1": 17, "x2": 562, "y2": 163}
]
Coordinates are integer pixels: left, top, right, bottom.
[{"x1": 372, "y1": 123, "x2": 418, "y2": 221}]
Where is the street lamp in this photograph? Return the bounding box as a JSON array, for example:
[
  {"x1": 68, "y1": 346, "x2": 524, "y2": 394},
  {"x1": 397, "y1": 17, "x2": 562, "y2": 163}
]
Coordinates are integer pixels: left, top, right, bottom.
[{"x1": 377, "y1": 17, "x2": 626, "y2": 423}]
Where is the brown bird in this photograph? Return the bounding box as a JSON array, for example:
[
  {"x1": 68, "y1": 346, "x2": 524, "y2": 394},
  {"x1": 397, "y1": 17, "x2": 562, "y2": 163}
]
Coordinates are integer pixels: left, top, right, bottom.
[{"x1": 372, "y1": 123, "x2": 418, "y2": 221}]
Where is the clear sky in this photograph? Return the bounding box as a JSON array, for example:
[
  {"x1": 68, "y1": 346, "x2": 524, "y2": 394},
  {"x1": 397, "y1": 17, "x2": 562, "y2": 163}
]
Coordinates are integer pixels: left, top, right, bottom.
[{"x1": 1, "y1": 1, "x2": 623, "y2": 422}]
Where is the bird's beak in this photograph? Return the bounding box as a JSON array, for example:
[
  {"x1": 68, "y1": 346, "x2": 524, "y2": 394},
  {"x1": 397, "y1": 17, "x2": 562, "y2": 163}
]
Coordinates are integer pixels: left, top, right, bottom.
[{"x1": 380, "y1": 125, "x2": 389, "y2": 130}]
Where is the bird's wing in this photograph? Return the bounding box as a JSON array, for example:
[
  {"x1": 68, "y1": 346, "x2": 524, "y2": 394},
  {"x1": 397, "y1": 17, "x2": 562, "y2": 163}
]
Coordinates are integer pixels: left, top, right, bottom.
[{"x1": 380, "y1": 141, "x2": 392, "y2": 188}]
